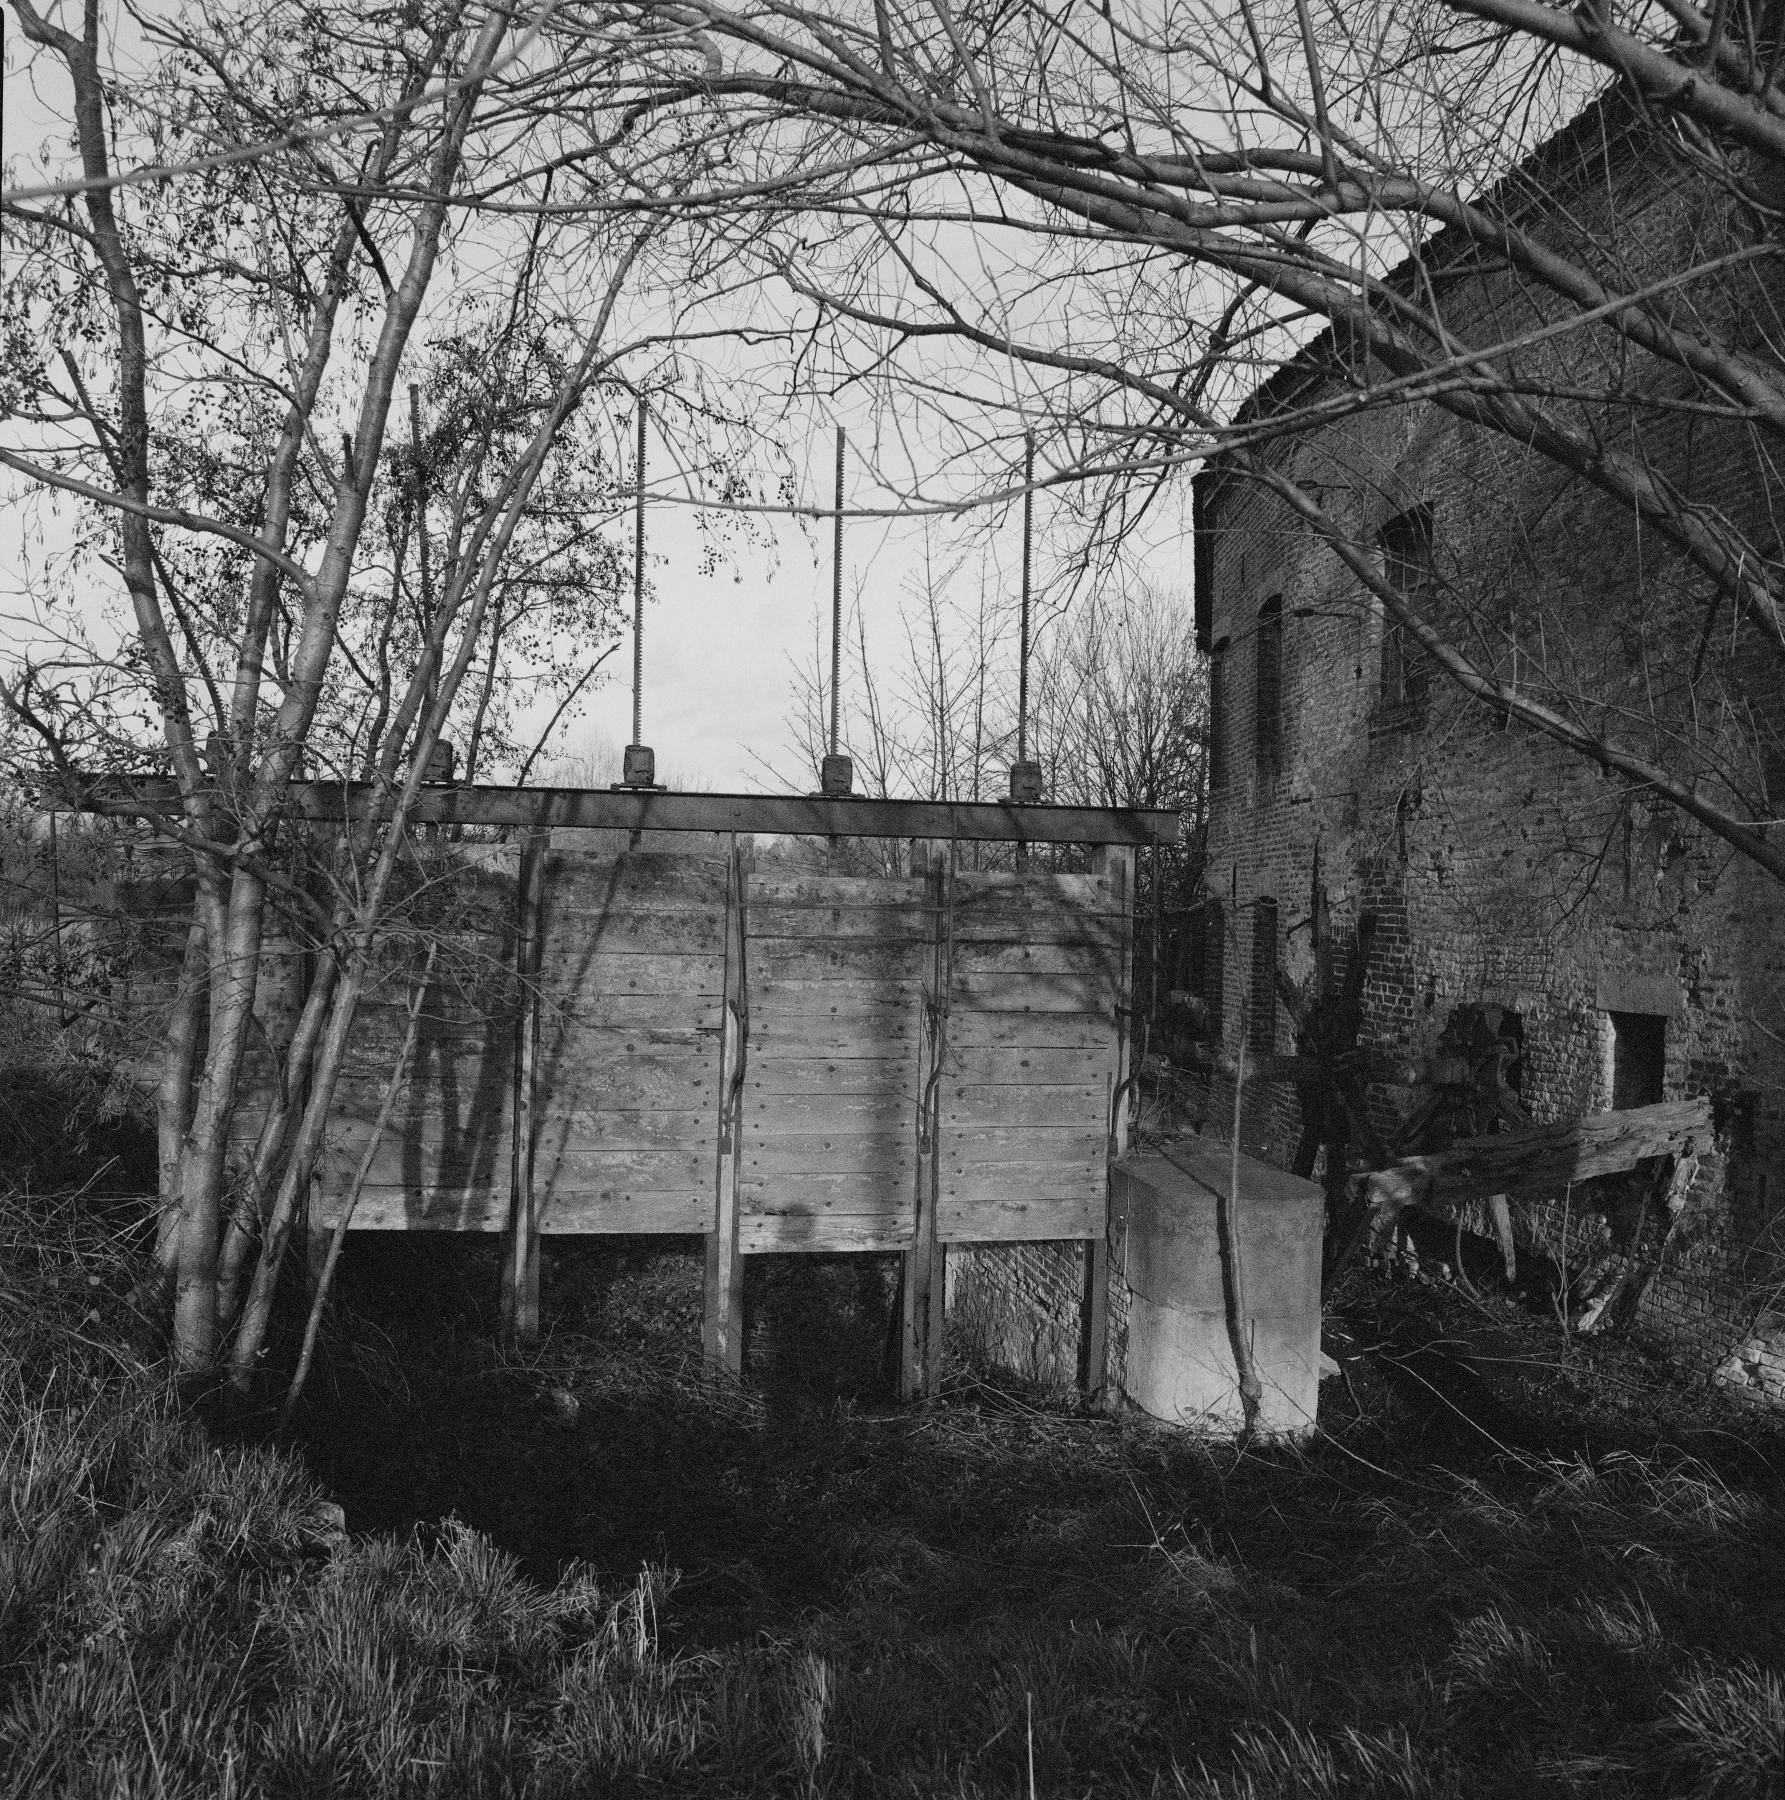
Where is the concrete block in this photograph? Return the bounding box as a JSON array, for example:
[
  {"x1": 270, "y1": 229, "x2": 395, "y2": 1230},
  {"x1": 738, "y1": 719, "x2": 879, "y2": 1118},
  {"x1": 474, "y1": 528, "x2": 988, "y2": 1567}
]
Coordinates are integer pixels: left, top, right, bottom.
[{"x1": 1115, "y1": 1141, "x2": 1323, "y2": 1439}]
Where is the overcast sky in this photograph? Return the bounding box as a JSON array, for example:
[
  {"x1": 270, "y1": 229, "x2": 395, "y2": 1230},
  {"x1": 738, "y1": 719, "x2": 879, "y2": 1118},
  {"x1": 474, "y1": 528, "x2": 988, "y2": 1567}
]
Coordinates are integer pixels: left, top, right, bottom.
[{"x1": 1, "y1": 11, "x2": 1186, "y2": 796}]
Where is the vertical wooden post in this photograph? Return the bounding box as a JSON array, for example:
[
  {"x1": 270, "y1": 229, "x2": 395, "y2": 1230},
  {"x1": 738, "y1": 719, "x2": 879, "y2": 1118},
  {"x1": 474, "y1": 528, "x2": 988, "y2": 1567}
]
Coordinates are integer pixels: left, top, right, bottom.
[
  {"x1": 902, "y1": 842, "x2": 950, "y2": 1400},
  {"x1": 502, "y1": 828, "x2": 547, "y2": 1343},
  {"x1": 704, "y1": 838, "x2": 747, "y2": 1378},
  {"x1": 1082, "y1": 843, "x2": 1135, "y2": 1400}
]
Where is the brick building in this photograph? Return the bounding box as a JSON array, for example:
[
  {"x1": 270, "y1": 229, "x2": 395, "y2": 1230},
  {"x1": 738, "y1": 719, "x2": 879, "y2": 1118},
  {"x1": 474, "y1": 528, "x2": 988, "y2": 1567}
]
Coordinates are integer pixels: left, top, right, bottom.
[{"x1": 1192, "y1": 92, "x2": 1785, "y2": 1394}]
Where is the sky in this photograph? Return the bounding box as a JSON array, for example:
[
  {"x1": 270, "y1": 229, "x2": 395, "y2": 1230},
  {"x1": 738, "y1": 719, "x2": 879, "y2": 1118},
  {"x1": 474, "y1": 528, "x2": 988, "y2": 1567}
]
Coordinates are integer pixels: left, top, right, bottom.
[{"x1": 0, "y1": 4, "x2": 1189, "y2": 797}]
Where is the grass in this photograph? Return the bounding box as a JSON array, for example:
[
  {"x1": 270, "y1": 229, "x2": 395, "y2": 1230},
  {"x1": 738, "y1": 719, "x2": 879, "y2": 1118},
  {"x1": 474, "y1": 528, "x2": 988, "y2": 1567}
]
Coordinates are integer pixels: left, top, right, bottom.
[{"x1": 5, "y1": 1197, "x2": 1785, "y2": 1798}]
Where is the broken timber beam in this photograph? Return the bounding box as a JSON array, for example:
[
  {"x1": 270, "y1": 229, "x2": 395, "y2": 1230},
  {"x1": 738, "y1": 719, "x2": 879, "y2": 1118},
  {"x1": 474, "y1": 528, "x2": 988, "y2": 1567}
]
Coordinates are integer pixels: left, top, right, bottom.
[{"x1": 1367, "y1": 1096, "x2": 1712, "y2": 1216}]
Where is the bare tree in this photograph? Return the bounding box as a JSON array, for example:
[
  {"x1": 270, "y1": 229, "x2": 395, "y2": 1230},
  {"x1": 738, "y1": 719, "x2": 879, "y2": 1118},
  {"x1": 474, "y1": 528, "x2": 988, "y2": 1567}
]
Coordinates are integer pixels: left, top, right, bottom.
[
  {"x1": 0, "y1": 0, "x2": 772, "y2": 1393},
  {"x1": 607, "y1": 0, "x2": 1785, "y2": 879}
]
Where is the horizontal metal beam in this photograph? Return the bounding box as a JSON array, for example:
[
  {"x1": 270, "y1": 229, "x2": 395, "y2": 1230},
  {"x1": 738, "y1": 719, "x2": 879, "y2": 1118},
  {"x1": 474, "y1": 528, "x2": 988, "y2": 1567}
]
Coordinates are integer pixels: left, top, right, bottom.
[{"x1": 64, "y1": 776, "x2": 1182, "y2": 845}]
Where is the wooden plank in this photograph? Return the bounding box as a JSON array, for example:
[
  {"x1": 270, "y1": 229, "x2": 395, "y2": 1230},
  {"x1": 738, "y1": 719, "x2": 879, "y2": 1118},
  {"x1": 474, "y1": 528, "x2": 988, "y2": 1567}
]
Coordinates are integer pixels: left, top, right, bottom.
[
  {"x1": 318, "y1": 1134, "x2": 513, "y2": 1190},
  {"x1": 944, "y1": 1011, "x2": 1108, "y2": 1052},
  {"x1": 747, "y1": 1055, "x2": 922, "y2": 1095},
  {"x1": 941, "y1": 1045, "x2": 1109, "y2": 1085},
  {"x1": 746, "y1": 875, "x2": 937, "y2": 908},
  {"x1": 748, "y1": 904, "x2": 935, "y2": 942},
  {"x1": 532, "y1": 1066, "x2": 716, "y2": 1111},
  {"x1": 540, "y1": 850, "x2": 730, "y2": 899},
  {"x1": 953, "y1": 942, "x2": 1127, "y2": 977},
  {"x1": 741, "y1": 1140, "x2": 915, "y2": 1179},
  {"x1": 943, "y1": 1127, "x2": 1107, "y2": 1166},
  {"x1": 538, "y1": 1023, "x2": 712, "y2": 1062},
  {"x1": 1367, "y1": 1096, "x2": 1715, "y2": 1214},
  {"x1": 953, "y1": 872, "x2": 1111, "y2": 906},
  {"x1": 940, "y1": 1158, "x2": 1106, "y2": 1202},
  {"x1": 531, "y1": 994, "x2": 724, "y2": 1030},
  {"x1": 751, "y1": 1013, "x2": 921, "y2": 1050},
  {"x1": 543, "y1": 1190, "x2": 711, "y2": 1233},
  {"x1": 750, "y1": 974, "x2": 923, "y2": 1009},
  {"x1": 747, "y1": 1091, "x2": 919, "y2": 1132},
  {"x1": 525, "y1": 1148, "x2": 711, "y2": 1189},
  {"x1": 950, "y1": 970, "x2": 1117, "y2": 1013},
  {"x1": 740, "y1": 1216, "x2": 915, "y2": 1253},
  {"x1": 534, "y1": 1107, "x2": 716, "y2": 1154},
  {"x1": 746, "y1": 942, "x2": 928, "y2": 983},
  {"x1": 940, "y1": 1196, "x2": 1101, "y2": 1242},
  {"x1": 939, "y1": 1084, "x2": 1104, "y2": 1127},
  {"x1": 532, "y1": 907, "x2": 724, "y2": 953},
  {"x1": 741, "y1": 1167, "x2": 913, "y2": 1210},
  {"x1": 535, "y1": 954, "x2": 728, "y2": 997},
  {"x1": 81, "y1": 776, "x2": 1184, "y2": 845},
  {"x1": 314, "y1": 1185, "x2": 509, "y2": 1231}
]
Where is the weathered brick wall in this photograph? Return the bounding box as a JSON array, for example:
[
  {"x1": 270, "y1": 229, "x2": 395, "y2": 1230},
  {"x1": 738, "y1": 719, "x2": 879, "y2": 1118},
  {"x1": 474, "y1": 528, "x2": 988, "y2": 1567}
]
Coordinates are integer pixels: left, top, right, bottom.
[
  {"x1": 1197, "y1": 118, "x2": 1785, "y2": 1391},
  {"x1": 945, "y1": 1239, "x2": 1131, "y2": 1397}
]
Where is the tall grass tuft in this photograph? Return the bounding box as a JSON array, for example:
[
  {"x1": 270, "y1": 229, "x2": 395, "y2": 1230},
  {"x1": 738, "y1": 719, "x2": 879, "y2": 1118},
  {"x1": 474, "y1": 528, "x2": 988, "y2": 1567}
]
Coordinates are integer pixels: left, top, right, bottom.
[{"x1": 7, "y1": 1182, "x2": 1785, "y2": 1796}]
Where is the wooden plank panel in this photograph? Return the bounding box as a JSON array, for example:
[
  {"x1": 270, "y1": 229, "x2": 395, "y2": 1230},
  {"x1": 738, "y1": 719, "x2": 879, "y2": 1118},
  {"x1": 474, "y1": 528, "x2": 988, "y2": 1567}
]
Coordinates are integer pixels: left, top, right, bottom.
[
  {"x1": 543, "y1": 1190, "x2": 711, "y2": 1234},
  {"x1": 532, "y1": 908, "x2": 724, "y2": 954},
  {"x1": 939, "y1": 1084, "x2": 1104, "y2": 1127},
  {"x1": 940, "y1": 1195, "x2": 1101, "y2": 1242},
  {"x1": 742, "y1": 1138, "x2": 916, "y2": 1179},
  {"x1": 534, "y1": 1107, "x2": 716, "y2": 1153},
  {"x1": 330, "y1": 1096, "x2": 530, "y2": 1137},
  {"x1": 747, "y1": 1055, "x2": 921, "y2": 1096},
  {"x1": 524, "y1": 1148, "x2": 711, "y2": 1189},
  {"x1": 751, "y1": 976, "x2": 923, "y2": 1011},
  {"x1": 941, "y1": 1046, "x2": 1109, "y2": 1085},
  {"x1": 740, "y1": 1167, "x2": 912, "y2": 1211},
  {"x1": 746, "y1": 942, "x2": 928, "y2": 983},
  {"x1": 315, "y1": 1185, "x2": 509, "y2": 1231},
  {"x1": 944, "y1": 1011, "x2": 1109, "y2": 1052},
  {"x1": 953, "y1": 942, "x2": 1125, "y2": 977},
  {"x1": 739, "y1": 1216, "x2": 915, "y2": 1253},
  {"x1": 540, "y1": 852, "x2": 729, "y2": 904},
  {"x1": 943, "y1": 1127, "x2": 1107, "y2": 1167},
  {"x1": 951, "y1": 877, "x2": 1119, "y2": 943},
  {"x1": 751, "y1": 1018, "x2": 922, "y2": 1056},
  {"x1": 533, "y1": 1066, "x2": 716, "y2": 1110},
  {"x1": 950, "y1": 971, "x2": 1116, "y2": 1013},
  {"x1": 536, "y1": 953, "x2": 727, "y2": 998},
  {"x1": 748, "y1": 905, "x2": 934, "y2": 942},
  {"x1": 318, "y1": 1133, "x2": 513, "y2": 1190},
  {"x1": 541, "y1": 1024, "x2": 711, "y2": 1063},
  {"x1": 939, "y1": 1157, "x2": 1105, "y2": 1201},
  {"x1": 255, "y1": 781, "x2": 1180, "y2": 845},
  {"x1": 747, "y1": 1091, "x2": 918, "y2": 1132},
  {"x1": 531, "y1": 994, "x2": 723, "y2": 1030},
  {"x1": 747, "y1": 875, "x2": 931, "y2": 908}
]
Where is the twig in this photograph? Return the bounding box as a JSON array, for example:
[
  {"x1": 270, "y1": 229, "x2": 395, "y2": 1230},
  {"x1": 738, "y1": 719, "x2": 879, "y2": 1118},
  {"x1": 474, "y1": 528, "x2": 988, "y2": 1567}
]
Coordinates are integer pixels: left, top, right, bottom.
[
  {"x1": 1225, "y1": 1035, "x2": 1265, "y2": 1436},
  {"x1": 278, "y1": 941, "x2": 438, "y2": 1428}
]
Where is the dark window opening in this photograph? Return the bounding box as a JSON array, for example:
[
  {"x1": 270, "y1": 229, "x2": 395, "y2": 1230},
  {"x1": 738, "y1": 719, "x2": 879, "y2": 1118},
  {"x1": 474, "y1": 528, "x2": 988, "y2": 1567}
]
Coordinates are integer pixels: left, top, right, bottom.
[
  {"x1": 1609, "y1": 1011, "x2": 1666, "y2": 1110},
  {"x1": 1378, "y1": 504, "x2": 1433, "y2": 718},
  {"x1": 1255, "y1": 596, "x2": 1283, "y2": 777},
  {"x1": 1249, "y1": 896, "x2": 1278, "y2": 1051},
  {"x1": 1208, "y1": 638, "x2": 1229, "y2": 791}
]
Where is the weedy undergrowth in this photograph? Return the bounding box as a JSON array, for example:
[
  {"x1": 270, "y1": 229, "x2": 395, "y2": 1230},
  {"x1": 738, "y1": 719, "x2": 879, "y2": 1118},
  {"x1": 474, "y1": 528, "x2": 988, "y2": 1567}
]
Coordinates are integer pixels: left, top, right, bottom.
[{"x1": 6, "y1": 1192, "x2": 1785, "y2": 1797}]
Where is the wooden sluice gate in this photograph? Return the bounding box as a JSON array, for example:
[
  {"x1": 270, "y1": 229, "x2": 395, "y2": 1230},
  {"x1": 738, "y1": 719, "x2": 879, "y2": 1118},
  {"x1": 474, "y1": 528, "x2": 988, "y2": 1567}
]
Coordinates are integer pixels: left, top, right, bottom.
[{"x1": 251, "y1": 787, "x2": 1179, "y2": 1398}]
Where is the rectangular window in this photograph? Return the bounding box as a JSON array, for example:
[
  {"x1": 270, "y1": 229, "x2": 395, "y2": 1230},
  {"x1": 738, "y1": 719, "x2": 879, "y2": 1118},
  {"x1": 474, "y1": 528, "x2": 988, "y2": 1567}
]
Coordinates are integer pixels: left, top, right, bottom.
[
  {"x1": 1255, "y1": 597, "x2": 1283, "y2": 777},
  {"x1": 1610, "y1": 1011, "x2": 1666, "y2": 1109},
  {"x1": 1249, "y1": 896, "x2": 1278, "y2": 1051},
  {"x1": 1379, "y1": 504, "x2": 1433, "y2": 717}
]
